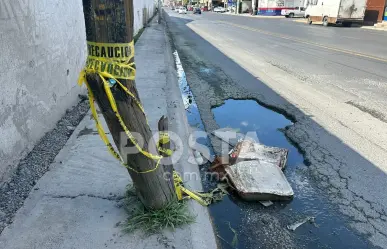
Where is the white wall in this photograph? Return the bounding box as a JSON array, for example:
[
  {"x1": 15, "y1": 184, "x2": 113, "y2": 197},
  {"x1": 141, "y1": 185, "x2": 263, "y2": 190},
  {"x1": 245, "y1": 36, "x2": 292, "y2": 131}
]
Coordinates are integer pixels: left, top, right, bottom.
[
  {"x1": 133, "y1": 0, "x2": 156, "y2": 34},
  {"x1": 0, "y1": 0, "x2": 87, "y2": 183},
  {"x1": 0, "y1": 0, "x2": 156, "y2": 184}
]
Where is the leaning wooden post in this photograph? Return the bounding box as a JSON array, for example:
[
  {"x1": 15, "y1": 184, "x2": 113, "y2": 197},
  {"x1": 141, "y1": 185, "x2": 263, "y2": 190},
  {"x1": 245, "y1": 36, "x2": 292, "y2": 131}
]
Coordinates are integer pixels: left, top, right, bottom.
[{"x1": 81, "y1": 0, "x2": 176, "y2": 209}]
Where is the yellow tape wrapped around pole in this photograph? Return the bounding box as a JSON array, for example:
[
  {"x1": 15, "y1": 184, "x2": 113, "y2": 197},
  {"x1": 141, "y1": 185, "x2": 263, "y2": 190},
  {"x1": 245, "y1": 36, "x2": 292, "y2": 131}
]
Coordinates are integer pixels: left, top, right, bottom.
[
  {"x1": 78, "y1": 40, "x2": 222, "y2": 206},
  {"x1": 79, "y1": 40, "x2": 162, "y2": 174}
]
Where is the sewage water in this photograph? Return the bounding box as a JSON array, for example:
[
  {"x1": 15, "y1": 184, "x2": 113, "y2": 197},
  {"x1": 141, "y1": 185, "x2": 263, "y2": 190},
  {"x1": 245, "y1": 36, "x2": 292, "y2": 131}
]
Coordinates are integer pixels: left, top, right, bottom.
[
  {"x1": 173, "y1": 50, "x2": 373, "y2": 249},
  {"x1": 210, "y1": 100, "x2": 373, "y2": 249}
]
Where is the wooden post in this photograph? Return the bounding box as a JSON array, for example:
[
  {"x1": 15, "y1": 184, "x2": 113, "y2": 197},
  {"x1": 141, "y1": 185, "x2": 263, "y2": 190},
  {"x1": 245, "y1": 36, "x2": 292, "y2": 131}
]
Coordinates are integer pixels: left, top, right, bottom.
[{"x1": 81, "y1": 0, "x2": 176, "y2": 209}]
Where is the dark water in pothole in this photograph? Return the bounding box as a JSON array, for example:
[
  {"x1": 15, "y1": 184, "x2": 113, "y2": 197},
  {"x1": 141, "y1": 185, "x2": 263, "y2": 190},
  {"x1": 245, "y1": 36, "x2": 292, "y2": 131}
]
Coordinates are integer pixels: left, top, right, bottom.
[
  {"x1": 210, "y1": 100, "x2": 372, "y2": 249},
  {"x1": 173, "y1": 51, "x2": 372, "y2": 249}
]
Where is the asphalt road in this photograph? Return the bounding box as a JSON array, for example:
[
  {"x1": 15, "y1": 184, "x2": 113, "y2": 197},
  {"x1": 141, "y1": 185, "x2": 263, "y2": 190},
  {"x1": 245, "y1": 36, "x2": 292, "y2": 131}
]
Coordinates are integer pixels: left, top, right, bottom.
[{"x1": 165, "y1": 9, "x2": 387, "y2": 249}]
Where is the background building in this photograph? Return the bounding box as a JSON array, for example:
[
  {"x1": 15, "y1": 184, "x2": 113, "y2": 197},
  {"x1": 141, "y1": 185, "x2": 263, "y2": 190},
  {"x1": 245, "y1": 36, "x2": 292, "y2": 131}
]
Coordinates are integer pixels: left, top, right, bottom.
[{"x1": 364, "y1": 0, "x2": 387, "y2": 23}]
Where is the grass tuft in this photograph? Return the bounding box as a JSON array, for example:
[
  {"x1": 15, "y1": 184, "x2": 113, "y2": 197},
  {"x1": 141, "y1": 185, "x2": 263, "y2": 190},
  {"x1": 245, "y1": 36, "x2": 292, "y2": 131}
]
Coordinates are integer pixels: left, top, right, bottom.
[{"x1": 123, "y1": 185, "x2": 196, "y2": 234}]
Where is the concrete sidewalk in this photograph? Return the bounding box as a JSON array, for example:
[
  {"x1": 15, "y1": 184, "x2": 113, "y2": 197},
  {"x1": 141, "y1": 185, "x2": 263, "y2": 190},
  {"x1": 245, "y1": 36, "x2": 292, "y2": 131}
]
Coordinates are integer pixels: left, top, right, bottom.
[{"x1": 0, "y1": 18, "x2": 216, "y2": 249}]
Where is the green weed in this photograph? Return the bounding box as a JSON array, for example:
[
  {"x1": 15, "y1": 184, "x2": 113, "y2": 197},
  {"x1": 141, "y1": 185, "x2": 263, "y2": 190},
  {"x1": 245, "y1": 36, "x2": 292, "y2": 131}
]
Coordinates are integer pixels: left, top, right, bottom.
[{"x1": 123, "y1": 185, "x2": 195, "y2": 234}]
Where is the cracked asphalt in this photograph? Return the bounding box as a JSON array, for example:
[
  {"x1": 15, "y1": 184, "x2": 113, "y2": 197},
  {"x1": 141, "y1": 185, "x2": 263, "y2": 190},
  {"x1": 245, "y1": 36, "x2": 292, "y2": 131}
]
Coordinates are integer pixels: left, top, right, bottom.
[{"x1": 165, "y1": 9, "x2": 387, "y2": 248}]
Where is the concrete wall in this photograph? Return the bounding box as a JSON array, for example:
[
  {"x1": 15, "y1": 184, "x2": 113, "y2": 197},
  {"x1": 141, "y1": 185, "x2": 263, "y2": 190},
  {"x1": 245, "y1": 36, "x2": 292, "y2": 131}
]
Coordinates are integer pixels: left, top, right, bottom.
[
  {"x1": 0, "y1": 0, "x2": 156, "y2": 184},
  {"x1": 133, "y1": 0, "x2": 156, "y2": 34},
  {"x1": 0, "y1": 0, "x2": 87, "y2": 183}
]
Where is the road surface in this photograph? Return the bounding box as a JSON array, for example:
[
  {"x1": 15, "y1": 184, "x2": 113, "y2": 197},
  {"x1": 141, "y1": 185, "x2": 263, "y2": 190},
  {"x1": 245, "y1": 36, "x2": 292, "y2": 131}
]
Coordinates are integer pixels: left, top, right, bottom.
[{"x1": 165, "y1": 10, "x2": 387, "y2": 249}]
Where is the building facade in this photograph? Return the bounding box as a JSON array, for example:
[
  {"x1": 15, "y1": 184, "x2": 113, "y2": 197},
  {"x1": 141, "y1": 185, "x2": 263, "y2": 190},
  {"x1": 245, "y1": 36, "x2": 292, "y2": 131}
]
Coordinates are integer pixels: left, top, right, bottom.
[{"x1": 364, "y1": 0, "x2": 387, "y2": 23}]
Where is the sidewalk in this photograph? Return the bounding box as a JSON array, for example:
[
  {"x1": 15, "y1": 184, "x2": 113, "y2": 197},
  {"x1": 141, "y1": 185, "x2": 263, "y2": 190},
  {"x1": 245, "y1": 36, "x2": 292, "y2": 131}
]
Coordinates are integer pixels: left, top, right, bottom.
[{"x1": 0, "y1": 18, "x2": 216, "y2": 249}]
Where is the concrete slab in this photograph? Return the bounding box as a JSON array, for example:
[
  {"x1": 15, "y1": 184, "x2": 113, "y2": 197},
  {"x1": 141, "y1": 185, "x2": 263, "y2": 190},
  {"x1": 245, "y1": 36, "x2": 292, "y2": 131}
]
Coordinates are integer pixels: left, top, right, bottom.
[
  {"x1": 226, "y1": 160, "x2": 294, "y2": 201},
  {"x1": 235, "y1": 141, "x2": 288, "y2": 169}
]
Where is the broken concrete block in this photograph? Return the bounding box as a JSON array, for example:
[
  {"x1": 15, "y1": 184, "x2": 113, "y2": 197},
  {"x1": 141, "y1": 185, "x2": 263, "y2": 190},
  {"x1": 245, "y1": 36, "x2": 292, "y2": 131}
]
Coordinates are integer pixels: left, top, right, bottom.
[
  {"x1": 233, "y1": 141, "x2": 288, "y2": 169},
  {"x1": 226, "y1": 160, "x2": 294, "y2": 201}
]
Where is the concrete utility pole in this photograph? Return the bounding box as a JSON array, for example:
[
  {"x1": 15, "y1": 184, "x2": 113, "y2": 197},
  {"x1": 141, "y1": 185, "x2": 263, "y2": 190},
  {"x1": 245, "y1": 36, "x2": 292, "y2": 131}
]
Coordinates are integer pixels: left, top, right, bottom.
[
  {"x1": 235, "y1": 0, "x2": 239, "y2": 14},
  {"x1": 81, "y1": 0, "x2": 176, "y2": 209}
]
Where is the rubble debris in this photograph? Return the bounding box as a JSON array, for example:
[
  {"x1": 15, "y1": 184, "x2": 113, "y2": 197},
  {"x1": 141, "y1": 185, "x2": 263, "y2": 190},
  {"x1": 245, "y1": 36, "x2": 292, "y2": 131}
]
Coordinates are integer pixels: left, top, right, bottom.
[
  {"x1": 259, "y1": 200, "x2": 274, "y2": 207},
  {"x1": 231, "y1": 140, "x2": 288, "y2": 170},
  {"x1": 226, "y1": 160, "x2": 294, "y2": 201},
  {"x1": 287, "y1": 216, "x2": 315, "y2": 231},
  {"x1": 196, "y1": 183, "x2": 229, "y2": 204},
  {"x1": 209, "y1": 139, "x2": 292, "y2": 202},
  {"x1": 209, "y1": 156, "x2": 230, "y2": 179},
  {"x1": 193, "y1": 150, "x2": 205, "y2": 165}
]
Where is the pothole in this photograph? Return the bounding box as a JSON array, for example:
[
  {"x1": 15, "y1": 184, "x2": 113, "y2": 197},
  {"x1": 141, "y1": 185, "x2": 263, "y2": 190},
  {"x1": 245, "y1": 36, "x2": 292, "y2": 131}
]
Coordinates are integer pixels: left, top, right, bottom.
[{"x1": 208, "y1": 99, "x2": 374, "y2": 249}]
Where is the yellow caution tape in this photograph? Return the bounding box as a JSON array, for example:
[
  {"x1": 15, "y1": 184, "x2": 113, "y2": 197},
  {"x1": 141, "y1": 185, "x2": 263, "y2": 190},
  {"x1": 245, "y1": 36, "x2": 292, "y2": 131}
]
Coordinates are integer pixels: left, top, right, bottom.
[
  {"x1": 85, "y1": 41, "x2": 136, "y2": 80},
  {"x1": 84, "y1": 77, "x2": 162, "y2": 174},
  {"x1": 85, "y1": 57, "x2": 136, "y2": 80},
  {"x1": 87, "y1": 41, "x2": 135, "y2": 61},
  {"x1": 79, "y1": 40, "x2": 162, "y2": 174},
  {"x1": 173, "y1": 171, "x2": 214, "y2": 206},
  {"x1": 78, "y1": 40, "x2": 226, "y2": 206}
]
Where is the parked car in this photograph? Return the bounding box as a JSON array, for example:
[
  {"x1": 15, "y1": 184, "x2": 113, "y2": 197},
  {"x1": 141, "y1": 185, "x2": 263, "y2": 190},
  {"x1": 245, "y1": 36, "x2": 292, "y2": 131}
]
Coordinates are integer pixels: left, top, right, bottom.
[
  {"x1": 305, "y1": 0, "x2": 367, "y2": 26},
  {"x1": 174, "y1": 7, "x2": 180, "y2": 12},
  {"x1": 281, "y1": 7, "x2": 306, "y2": 18},
  {"x1": 214, "y1": 6, "x2": 226, "y2": 13},
  {"x1": 188, "y1": 6, "x2": 194, "y2": 11},
  {"x1": 201, "y1": 6, "x2": 209, "y2": 11},
  {"x1": 193, "y1": 7, "x2": 202, "y2": 14},
  {"x1": 179, "y1": 7, "x2": 187, "y2": 14}
]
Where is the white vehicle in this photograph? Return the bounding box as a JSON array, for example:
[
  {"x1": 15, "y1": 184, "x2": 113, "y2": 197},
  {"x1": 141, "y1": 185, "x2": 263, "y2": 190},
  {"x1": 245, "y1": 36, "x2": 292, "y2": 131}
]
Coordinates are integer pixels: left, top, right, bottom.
[
  {"x1": 281, "y1": 7, "x2": 307, "y2": 18},
  {"x1": 179, "y1": 7, "x2": 187, "y2": 14},
  {"x1": 305, "y1": 0, "x2": 367, "y2": 26},
  {"x1": 227, "y1": 6, "x2": 236, "y2": 12},
  {"x1": 214, "y1": 7, "x2": 226, "y2": 13},
  {"x1": 174, "y1": 7, "x2": 180, "y2": 12}
]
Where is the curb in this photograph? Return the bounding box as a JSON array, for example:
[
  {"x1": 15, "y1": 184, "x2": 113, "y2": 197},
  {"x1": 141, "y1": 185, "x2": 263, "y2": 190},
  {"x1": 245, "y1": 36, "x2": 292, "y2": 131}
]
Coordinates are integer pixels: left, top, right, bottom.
[
  {"x1": 162, "y1": 9, "x2": 218, "y2": 249},
  {"x1": 360, "y1": 26, "x2": 387, "y2": 32},
  {"x1": 293, "y1": 18, "x2": 387, "y2": 31}
]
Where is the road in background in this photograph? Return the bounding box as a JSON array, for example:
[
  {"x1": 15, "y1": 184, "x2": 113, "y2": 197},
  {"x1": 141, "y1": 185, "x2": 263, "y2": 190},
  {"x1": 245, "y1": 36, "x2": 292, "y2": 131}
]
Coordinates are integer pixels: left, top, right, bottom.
[{"x1": 165, "y1": 10, "x2": 387, "y2": 249}]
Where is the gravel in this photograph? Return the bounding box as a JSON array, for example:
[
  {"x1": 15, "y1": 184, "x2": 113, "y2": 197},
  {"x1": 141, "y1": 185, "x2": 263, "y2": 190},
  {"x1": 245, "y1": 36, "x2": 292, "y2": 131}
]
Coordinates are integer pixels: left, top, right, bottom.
[{"x1": 0, "y1": 95, "x2": 89, "y2": 233}]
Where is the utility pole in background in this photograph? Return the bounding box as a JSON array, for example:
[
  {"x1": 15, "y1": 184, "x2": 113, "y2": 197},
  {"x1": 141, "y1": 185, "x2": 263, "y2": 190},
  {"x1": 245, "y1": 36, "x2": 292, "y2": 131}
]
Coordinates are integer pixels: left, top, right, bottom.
[
  {"x1": 81, "y1": 0, "x2": 176, "y2": 209},
  {"x1": 158, "y1": 0, "x2": 162, "y2": 23}
]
